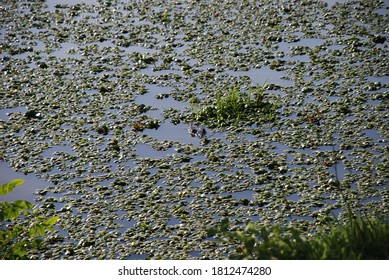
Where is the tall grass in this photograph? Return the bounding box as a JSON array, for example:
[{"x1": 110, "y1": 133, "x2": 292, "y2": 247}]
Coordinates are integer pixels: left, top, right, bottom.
[
  {"x1": 191, "y1": 85, "x2": 275, "y2": 127},
  {"x1": 208, "y1": 214, "x2": 389, "y2": 260},
  {"x1": 215, "y1": 86, "x2": 244, "y2": 122}
]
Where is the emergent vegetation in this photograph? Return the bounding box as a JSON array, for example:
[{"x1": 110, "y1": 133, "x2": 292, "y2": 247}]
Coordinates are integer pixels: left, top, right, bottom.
[
  {"x1": 190, "y1": 85, "x2": 278, "y2": 128},
  {"x1": 208, "y1": 214, "x2": 389, "y2": 260}
]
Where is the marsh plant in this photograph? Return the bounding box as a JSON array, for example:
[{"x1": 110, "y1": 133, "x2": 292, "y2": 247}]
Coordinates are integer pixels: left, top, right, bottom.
[
  {"x1": 0, "y1": 179, "x2": 58, "y2": 259},
  {"x1": 190, "y1": 85, "x2": 278, "y2": 128},
  {"x1": 208, "y1": 208, "x2": 389, "y2": 260}
]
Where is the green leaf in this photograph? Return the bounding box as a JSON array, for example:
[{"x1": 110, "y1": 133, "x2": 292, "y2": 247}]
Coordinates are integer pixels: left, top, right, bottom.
[
  {"x1": 28, "y1": 215, "x2": 58, "y2": 238},
  {"x1": 29, "y1": 224, "x2": 45, "y2": 238},
  {"x1": 0, "y1": 200, "x2": 33, "y2": 221},
  {"x1": 244, "y1": 222, "x2": 255, "y2": 233},
  {"x1": 43, "y1": 215, "x2": 59, "y2": 227},
  {"x1": 11, "y1": 242, "x2": 28, "y2": 258},
  {"x1": 0, "y1": 179, "x2": 25, "y2": 196}
]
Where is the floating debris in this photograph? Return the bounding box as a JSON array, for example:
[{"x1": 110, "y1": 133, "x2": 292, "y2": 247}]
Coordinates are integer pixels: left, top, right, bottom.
[{"x1": 25, "y1": 110, "x2": 42, "y2": 119}]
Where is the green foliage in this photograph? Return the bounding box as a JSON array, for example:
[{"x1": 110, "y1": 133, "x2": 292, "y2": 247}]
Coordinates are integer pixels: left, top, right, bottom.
[
  {"x1": 0, "y1": 179, "x2": 58, "y2": 260},
  {"x1": 0, "y1": 179, "x2": 25, "y2": 196},
  {"x1": 208, "y1": 215, "x2": 389, "y2": 260},
  {"x1": 0, "y1": 200, "x2": 33, "y2": 221},
  {"x1": 191, "y1": 85, "x2": 278, "y2": 127}
]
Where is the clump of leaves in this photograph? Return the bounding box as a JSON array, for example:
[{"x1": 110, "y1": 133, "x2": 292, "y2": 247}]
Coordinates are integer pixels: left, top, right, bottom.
[
  {"x1": 208, "y1": 215, "x2": 389, "y2": 260},
  {"x1": 191, "y1": 85, "x2": 278, "y2": 128},
  {"x1": 0, "y1": 179, "x2": 58, "y2": 260}
]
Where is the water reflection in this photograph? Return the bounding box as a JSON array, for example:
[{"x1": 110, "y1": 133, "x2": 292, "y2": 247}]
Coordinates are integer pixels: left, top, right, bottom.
[
  {"x1": 144, "y1": 121, "x2": 200, "y2": 145},
  {"x1": 44, "y1": 0, "x2": 99, "y2": 11},
  {"x1": 226, "y1": 66, "x2": 293, "y2": 87},
  {"x1": 0, "y1": 161, "x2": 52, "y2": 202}
]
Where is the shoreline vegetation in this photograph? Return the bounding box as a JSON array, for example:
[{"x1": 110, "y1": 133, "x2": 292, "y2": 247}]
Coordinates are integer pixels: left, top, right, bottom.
[
  {"x1": 208, "y1": 210, "x2": 389, "y2": 260},
  {"x1": 1, "y1": 180, "x2": 58, "y2": 260}
]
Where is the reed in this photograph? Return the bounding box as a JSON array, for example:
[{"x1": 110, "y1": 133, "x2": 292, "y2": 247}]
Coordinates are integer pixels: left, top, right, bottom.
[
  {"x1": 191, "y1": 84, "x2": 275, "y2": 127},
  {"x1": 208, "y1": 213, "x2": 389, "y2": 260}
]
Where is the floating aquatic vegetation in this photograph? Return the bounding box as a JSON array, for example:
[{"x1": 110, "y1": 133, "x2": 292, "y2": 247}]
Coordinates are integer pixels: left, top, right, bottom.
[
  {"x1": 0, "y1": 0, "x2": 387, "y2": 261},
  {"x1": 188, "y1": 84, "x2": 280, "y2": 128}
]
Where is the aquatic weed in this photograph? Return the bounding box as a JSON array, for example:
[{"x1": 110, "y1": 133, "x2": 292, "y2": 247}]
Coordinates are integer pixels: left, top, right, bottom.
[
  {"x1": 191, "y1": 84, "x2": 277, "y2": 127},
  {"x1": 208, "y1": 214, "x2": 389, "y2": 260}
]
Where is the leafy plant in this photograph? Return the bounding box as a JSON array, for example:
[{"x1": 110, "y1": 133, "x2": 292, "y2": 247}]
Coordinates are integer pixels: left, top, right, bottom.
[
  {"x1": 208, "y1": 215, "x2": 389, "y2": 260},
  {"x1": 0, "y1": 179, "x2": 58, "y2": 260},
  {"x1": 191, "y1": 85, "x2": 278, "y2": 127}
]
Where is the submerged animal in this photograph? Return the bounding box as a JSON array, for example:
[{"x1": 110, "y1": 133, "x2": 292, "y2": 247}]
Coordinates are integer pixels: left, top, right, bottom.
[
  {"x1": 188, "y1": 124, "x2": 207, "y2": 139},
  {"x1": 196, "y1": 125, "x2": 206, "y2": 139},
  {"x1": 188, "y1": 124, "x2": 197, "y2": 137}
]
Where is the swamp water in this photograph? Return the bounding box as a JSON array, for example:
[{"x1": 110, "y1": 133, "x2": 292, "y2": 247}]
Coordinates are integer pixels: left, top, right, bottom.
[{"x1": 0, "y1": 0, "x2": 388, "y2": 259}]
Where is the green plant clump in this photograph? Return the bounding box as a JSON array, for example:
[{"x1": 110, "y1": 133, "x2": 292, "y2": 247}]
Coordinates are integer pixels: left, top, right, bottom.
[
  {"x1": 0, "y1": 179, "x2": 58, "y2": 260},
  {"x1": 191, "y1": 85, "x2": 278, "y2": 127},
  {"x1": 208, "y1": 215, "x2": 389, "y2": 260}
]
